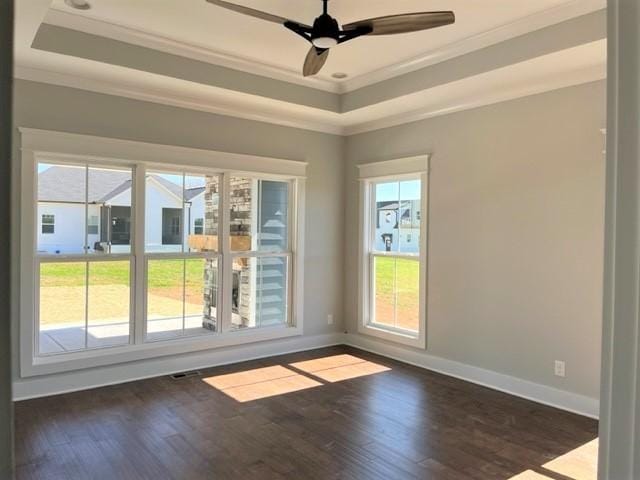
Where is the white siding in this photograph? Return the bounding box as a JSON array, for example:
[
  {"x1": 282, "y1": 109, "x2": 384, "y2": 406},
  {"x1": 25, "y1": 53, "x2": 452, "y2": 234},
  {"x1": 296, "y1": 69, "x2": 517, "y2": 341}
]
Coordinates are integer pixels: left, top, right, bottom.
[
  {"x1": 37, "y1": 203, "x2": 101, "y2": 254},
  {"x1": 145, "y1": 178, "x2": 183, "y2": 250}
]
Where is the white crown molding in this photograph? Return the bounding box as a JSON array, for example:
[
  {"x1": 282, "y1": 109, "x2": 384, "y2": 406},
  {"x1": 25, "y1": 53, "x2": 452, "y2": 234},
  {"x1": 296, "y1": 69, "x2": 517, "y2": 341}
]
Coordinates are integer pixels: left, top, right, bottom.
[
  {"x1": 344, "y1": 63, "x2": 606, "y2": 135},
  {"x1": 15, "y1": 56, "x2": 605, "y2": 137},
  {"x1": 340, "y1": 0, "x2": 606, "y2": 93},
  {"x1": 14, "y1": 64, "x2": 344, "y2": 136},
  {"x1": 345, "y1": 333, "x2": 599, "y2": 419},
  {"x1": 44, "y1": 6, "x2": 341, "y2": 94},
  {"x1": 43, "y1": 0, "x2": 605, "y2": 96}
]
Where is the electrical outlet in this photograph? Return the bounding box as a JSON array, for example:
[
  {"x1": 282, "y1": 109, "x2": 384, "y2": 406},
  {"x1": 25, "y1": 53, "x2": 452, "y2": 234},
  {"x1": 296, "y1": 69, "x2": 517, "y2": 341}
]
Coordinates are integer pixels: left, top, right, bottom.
[
  {"x1": 554, "y1": 360, "x2": 566, "y2": 378},
  {"x1": 327, "y1": 314, "x2": 334, "y2": 325}
]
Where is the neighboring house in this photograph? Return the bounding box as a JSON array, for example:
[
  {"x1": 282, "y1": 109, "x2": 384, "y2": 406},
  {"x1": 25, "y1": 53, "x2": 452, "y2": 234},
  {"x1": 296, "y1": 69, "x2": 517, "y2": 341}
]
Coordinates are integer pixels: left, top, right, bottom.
[
  {"x1": 37, "y1": 166, "x2": 207, "y2": 254},
  {"x1": 375, "y1": 200, "x2": 421, "y2": 253}
]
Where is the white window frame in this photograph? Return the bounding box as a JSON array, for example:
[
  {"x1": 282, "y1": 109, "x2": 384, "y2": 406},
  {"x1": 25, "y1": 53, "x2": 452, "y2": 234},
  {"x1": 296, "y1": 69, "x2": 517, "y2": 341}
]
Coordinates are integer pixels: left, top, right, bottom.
[
  {"x1": 357, "y1": 155, "x2": 429, "y2": 349},
  {"x1": 19, "y1": 128, "x2": 306, "y2": 377}
]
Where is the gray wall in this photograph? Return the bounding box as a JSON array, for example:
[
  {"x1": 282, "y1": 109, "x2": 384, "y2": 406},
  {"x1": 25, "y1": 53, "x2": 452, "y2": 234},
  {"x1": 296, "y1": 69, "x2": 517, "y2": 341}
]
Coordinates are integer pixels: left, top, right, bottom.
[
  {"x1": 11, "y1": 79, "x2": 345, "y2": 382},
  {"x1": 345, "y1": 81, "x2": 606, "y2": 399},
  {"x1": 1, "y1": 0, "x2": 14, "y2": 476},
  {"x1": 12, "y1": 78, "x2": 606, "y2": 403}
]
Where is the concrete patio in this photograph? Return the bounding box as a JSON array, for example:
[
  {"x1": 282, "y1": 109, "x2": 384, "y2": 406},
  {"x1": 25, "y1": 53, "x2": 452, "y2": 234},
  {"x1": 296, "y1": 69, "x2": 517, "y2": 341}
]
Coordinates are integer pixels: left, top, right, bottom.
[{"x1": 38, "y1": 316, "x2": 214, "y2": 355}]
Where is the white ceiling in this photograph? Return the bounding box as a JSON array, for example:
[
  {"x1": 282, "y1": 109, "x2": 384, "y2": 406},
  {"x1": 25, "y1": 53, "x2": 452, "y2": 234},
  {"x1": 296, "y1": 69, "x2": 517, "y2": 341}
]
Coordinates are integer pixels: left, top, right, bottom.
[
  {"x1": 13, "y1": 0, "x2": 607, "y2": 135},
  {"x1": 46, "y1": 0, "x2": 601, "y2": 84}
]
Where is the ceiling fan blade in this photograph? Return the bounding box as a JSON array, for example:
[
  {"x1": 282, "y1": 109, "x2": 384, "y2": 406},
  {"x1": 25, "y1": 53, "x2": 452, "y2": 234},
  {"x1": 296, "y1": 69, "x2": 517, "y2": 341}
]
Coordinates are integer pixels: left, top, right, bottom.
[
  {"x1": 303, "y1": 47, "x2": 329, "y2": 77},
  {"x1": 206, "y1": 0, "x2": 310, "y2": 28},
  {"x1": 343, "y1": 11, "x2": 454, "y2": 36}
]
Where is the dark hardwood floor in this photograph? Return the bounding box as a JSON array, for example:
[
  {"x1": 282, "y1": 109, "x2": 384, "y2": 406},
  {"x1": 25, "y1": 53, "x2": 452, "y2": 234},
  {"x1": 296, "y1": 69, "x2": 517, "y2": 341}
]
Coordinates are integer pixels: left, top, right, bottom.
[{"x1": 14, "y1": 346, "x2": 598, "y2": 480}]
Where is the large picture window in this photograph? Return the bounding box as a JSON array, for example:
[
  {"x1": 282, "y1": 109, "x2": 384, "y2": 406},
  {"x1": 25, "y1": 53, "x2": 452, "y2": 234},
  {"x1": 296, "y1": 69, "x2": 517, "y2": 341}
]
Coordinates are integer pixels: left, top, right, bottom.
[
  {"x1": 358, "y1": 157, "x2": 428, "y2": 348},
  {"x1": 22, "y1": 129, "x2": 305, "y2": 376}
]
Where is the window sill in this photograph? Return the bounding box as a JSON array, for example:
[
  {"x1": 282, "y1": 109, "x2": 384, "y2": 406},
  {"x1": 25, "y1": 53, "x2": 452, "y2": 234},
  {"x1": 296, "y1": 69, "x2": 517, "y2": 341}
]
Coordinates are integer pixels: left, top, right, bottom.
[
  {"x1": 23, "y1": 325, "x2": 302, "y2": 378},
  {"x1": 358, "y1": 323, "x2": 426, "y2": 349}
]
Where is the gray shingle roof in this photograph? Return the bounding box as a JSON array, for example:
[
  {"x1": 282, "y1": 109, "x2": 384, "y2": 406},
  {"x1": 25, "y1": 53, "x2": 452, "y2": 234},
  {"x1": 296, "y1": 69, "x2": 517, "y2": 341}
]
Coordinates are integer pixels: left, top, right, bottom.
[
  {"x1": 38, "y1": 166, "x2": 205, "y2": 203},
  {"x1": 38, "y1": 166, "x2": 132, "y2": 203}
]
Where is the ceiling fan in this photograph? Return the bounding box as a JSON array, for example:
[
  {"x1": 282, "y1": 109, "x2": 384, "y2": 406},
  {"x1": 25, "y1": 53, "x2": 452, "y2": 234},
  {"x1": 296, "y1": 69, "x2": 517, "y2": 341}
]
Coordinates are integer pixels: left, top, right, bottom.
[{"x1": 205, "y1": 0, "x2": 455, "y2": 77}]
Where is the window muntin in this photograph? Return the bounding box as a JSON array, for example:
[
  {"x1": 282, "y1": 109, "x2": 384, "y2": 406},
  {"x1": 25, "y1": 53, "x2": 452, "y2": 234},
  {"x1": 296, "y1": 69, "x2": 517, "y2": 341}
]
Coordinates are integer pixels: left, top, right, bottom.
[{"x1": 368, "y1": 178, "x2": 422, "y2": 336}]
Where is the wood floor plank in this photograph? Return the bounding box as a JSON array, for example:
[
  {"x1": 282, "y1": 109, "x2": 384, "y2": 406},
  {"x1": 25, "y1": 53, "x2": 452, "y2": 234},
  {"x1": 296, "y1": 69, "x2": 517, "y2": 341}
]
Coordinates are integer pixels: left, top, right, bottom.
[{"x1": 15, "y1": 346, "x2": 598, "y2": 480}]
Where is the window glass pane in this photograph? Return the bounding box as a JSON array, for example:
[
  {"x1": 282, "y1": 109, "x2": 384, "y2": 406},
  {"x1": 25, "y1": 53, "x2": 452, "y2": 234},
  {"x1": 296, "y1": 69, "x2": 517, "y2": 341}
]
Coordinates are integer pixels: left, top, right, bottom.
[
  {"x1": 37, "y1": 163, "x2": 86, "y2": 255},
  {"x1": 399, "y1": 179, "x2": 421, "y2": 253},
  {"x1": 372, "y1": 256, "x2": 419, "y2": 332},
  {"x1": 146, "y1": 172, "x2": 184, "y2": 253},
  {"x1": 373, "y1": 256, "x2": 396, "y2": 328},
  {"x1": 186, "y1": 174, "x2": 219, "y2": 253},
  {"x1": 87, "y1": 261, "x2": 131, "y2": 348},
  {"x1": 231, "y1": 256, "x2": 288, "y2": 330},
  {"x1": 146, "y1": 259, "x2": 216, "y2": 341},
  {"x1": 259, "y1": 180, "x2": 289, "y2": 252},
  {"x1": 146, "y1": 259, "x2": 184, "y2": 340},
  {"x1": 41, "y1": 214, "x2": 55, "y2": 234},
  {"x1": 89, "y1": 166, "x2": 132, "y2": 255},
  {"x1": 87, "y1": 216, "x2": 99, "y2": 235},
  {"x1": 202, "y1": 258, "x2": 219, "y2": 332},
  {"x1": 229, "y1": 176, "x2": 254, "y2": 251},
  {"x1": 374, "y1": 181, "x2": 400, "y2": 253},
  {"x1": 38, "y1": 262, "x2": 86, "y2": 355},
  {"x1": 185, "y1": 258, "x2": 217, "y2": 333},
  {"x1": 396, "y1": 258, "x2": 420, "y2": 332},
  {"x1": 229, "y1": 178, "x2": 289, "y2": 252}
]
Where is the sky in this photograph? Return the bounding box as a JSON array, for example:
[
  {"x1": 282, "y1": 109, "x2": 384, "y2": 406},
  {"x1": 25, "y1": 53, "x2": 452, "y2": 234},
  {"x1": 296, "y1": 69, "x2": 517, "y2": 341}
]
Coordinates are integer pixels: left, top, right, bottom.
[{"x1": 376, "y1": 179, "x2": 421, "y2": 202}]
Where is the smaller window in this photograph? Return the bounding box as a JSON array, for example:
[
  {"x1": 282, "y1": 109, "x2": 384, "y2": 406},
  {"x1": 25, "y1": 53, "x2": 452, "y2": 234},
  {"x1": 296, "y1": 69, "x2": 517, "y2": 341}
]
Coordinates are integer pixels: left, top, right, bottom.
[
  {"x1": 41, "y1": 214, "x2": 55, "y2": 234},
  {"x1": 194, "y1": 218, "x2": 204, "y2": 235},
  {"x1": 88, "y1": 215, "x2": 99, "y2": 235}
]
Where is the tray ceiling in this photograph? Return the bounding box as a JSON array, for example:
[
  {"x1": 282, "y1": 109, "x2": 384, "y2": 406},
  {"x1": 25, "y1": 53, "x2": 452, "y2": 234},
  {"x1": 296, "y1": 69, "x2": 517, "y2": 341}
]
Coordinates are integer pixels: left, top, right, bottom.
[{"x1": 47, "y1": 0, "x2": 601, "y2": 84}]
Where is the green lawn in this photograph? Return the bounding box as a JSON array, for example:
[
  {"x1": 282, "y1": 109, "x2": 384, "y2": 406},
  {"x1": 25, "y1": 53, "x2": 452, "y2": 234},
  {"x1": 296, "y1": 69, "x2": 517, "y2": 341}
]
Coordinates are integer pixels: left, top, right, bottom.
[
  {"x1": 374, "y1": 256, "x2": 420, "y2": 330},
  {"x1": 374, "y1": 256, "x2": 419, "y2": 300},
  {"x1": 40, "y1": 259, "x2": 207, "y2": 288}
]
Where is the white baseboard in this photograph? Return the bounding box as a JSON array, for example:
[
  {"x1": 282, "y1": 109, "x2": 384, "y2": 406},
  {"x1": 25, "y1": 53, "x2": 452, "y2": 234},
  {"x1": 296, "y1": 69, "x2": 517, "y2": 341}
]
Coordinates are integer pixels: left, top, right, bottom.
[
  {"x1": 14, "y1": 331, "x2": 600, "y2": 420},
  {"x1": 344, "y1": 333, "x2": 600, "y2": 419},
  {"x1": 13, "y1": 332, "x2": 342, "y2": 401}
]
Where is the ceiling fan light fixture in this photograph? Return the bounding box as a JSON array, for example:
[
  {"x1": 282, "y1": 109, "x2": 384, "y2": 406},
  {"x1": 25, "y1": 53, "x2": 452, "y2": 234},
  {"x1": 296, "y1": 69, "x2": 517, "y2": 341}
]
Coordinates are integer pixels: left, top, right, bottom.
[
  {"x1": 312, "y1": 37, "x2": 338, "y2": 49},
  {"x1": 206, "y1": 0, "x2": 456, "y2": 77},
  {"x1": 64, "y1": 0, "x2": 91, "y2": 10}
]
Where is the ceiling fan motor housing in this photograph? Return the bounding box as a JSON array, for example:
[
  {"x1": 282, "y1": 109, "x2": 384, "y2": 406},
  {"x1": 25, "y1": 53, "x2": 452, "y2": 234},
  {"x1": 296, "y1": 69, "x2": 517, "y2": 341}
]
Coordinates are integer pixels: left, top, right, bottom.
[{"x1": 311, "y1": 14, "x2": 340, "y2": 49}]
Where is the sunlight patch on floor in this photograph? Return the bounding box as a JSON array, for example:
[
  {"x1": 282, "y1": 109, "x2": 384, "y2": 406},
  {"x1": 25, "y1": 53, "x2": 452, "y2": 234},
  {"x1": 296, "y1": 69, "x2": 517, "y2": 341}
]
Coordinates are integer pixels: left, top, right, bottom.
[
  {"x1": 543, "y1": 439, "x2": 598, "y2": 480},
  {"x1": 289, "y1": 354, "x2": 391, "y2": 383},
  {"x1": 202, "y1": 365, "x2": 321, "y2": 402},
  {"x1": 508, "y1": 471, "x2": 554, "y2": 480},
  {"x1": 509, "y1": 439, "x2": 598, "y2": 480}
]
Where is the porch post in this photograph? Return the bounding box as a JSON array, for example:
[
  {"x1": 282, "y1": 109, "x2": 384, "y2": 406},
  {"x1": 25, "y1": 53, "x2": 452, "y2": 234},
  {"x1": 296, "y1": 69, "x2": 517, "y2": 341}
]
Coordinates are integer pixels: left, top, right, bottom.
[
  {"x1": 0, "y1": 0, "x2": 14, "y2": 477},
  {"x1": 599, "y1": 0, "x2": 640, "y2": 477}
]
